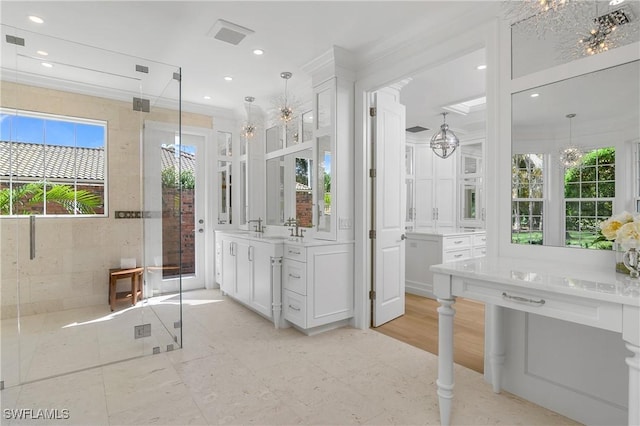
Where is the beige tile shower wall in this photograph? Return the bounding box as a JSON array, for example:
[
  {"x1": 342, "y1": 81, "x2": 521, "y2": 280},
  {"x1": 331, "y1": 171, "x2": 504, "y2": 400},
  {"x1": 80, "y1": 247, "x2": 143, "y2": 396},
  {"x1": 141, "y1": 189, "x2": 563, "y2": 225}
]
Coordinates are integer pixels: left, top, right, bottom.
[{"x1": 0, "y1": 82, "x2": 213, "y2": 319}]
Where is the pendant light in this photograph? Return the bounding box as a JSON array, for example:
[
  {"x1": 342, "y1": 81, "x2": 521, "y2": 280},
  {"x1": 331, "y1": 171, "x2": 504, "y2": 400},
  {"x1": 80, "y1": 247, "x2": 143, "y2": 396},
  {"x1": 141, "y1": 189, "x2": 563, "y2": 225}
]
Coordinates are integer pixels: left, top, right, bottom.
[
  {"x1": 559, "y1": 113, "x2": 584, "y2": 168},
  {"x1": 241, "y1": 96, "x2": 256, "y2": 139},
  {"x1": 279, "y1": 71, "x2": 294, "y2": 122},
  {"x1": 430, "y1": 112, "x2": 459, "y2": 159}
]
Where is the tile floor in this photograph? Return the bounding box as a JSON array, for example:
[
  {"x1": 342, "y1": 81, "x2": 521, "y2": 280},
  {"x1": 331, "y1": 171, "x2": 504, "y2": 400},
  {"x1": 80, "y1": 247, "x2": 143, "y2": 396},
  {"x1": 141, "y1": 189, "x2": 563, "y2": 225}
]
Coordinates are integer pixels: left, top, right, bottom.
[{"x1": 1, "y1": 289, "x2": 580, "y2": 425}]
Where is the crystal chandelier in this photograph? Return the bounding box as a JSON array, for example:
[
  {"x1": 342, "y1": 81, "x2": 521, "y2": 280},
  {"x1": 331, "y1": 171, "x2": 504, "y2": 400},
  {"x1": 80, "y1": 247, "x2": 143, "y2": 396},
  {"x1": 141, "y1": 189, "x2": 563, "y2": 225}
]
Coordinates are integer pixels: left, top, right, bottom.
[
  {"x1": 241, "y1": 96, "x2": 256, "y2": 139},
  {"x1": 279, "y1": 71, "x2": 294, "y2": 122},
  {"x1": 559, "y1": 113, "x2": 584, "y2": 168},
  {"x1": 503, "y1": 0, "x2": 588, "y2": 38},
  {"x1": 430, "y1": 112, "x2": 459, "y2": 159},
  {"x1": 573, "y1": 3, "x2": 640, "y2": 57}
]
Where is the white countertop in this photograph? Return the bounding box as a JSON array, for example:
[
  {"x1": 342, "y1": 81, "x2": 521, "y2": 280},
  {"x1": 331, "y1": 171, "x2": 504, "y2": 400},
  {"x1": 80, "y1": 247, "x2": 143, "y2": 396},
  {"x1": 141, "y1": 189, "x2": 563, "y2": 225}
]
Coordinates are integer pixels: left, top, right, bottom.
[
  {"x1": 215, "y1": 230, "x2": 352, "y2": 247},
  {"x1": 431, "y1": 256, "x2": 640, "y2": 306},
  {"x1": 407, "y1": 228, "x2": 485, "y2": 237}
]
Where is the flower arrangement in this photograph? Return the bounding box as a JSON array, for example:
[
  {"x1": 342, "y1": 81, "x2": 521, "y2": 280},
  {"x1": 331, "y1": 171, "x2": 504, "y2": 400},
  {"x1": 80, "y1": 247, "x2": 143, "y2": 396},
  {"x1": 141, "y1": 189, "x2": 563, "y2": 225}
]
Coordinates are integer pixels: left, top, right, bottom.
[{"x1": 599, "y1": 211, "x2": 640, "y2": 249}]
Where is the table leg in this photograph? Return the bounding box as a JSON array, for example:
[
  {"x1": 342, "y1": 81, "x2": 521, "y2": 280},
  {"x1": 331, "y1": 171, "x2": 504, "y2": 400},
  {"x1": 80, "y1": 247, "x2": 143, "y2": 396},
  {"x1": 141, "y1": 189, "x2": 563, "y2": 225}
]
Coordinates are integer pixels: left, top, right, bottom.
[
  {"x1": 437, "y1": 297, "x2": 456, "y2": 426},
  {"x1": 626, "y1": 342, "x2": 640, "y2": 426},
  {"x1": 109, "y1": 276, "x2": 116, "y2": 312},
  {"x1": 489, "y1": 304, "x2": 505, "y2": 393}
]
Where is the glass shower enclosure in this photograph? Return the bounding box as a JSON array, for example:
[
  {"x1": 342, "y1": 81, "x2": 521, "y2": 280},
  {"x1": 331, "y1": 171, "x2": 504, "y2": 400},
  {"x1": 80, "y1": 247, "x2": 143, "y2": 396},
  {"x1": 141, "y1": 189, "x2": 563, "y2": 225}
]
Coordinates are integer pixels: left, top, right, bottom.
[{"x1": 0, "y1": 24, "x2": 184, "y2": 388}]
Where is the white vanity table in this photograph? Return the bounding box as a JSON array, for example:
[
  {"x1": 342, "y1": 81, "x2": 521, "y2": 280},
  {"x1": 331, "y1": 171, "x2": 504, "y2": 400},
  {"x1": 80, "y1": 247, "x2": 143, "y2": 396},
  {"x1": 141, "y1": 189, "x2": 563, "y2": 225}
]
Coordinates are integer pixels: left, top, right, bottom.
[{"x1": 431, "y1": 257, "x2": 640, "y2": 426}]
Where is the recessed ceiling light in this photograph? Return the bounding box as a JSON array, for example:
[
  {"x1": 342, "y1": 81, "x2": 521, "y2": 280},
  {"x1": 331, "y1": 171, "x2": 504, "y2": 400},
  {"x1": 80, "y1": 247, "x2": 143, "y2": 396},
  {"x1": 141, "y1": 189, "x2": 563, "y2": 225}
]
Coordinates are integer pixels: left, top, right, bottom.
[
  {"x1": 28, "y1": 15, "x2": 44, "y2": 24},
  {"x1": 530, "y1": 93, "x2": 540, "y2": 98},
  {"x1": 36, "y1": 50, "x2": 48, "y2": 56},
  {"x1": 609, "y1": 0, "x2": 625, "y2": 5},
  {"x1": 203, "y1": 95, "x2": 211, "y2": 100},
  {"x1": 476, "y1": 64, "x2": 487, "y2": 70},
  {"x1": 41, "y1": 62, "x2": 53, "y2": 68},
  {"x1": 224, "y1": 76, "x2": 233, "y2": 81},
  {"x1": 253, "y1": 49, "x2": 264, "y2": 56}
]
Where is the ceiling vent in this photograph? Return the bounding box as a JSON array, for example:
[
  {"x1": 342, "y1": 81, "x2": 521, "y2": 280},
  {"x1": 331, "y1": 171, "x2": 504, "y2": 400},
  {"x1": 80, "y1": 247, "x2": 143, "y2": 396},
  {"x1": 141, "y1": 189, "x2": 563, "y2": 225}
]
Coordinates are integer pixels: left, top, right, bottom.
[
  {"x1": 596, "y1": 5, "x2": 634, "y2": 27},
  {"x1": 207, "y1": 19, "x2": 254, "y2": 46},
  {"x1": 406, "y1": 126, "x2": 429, "y2": 133}
]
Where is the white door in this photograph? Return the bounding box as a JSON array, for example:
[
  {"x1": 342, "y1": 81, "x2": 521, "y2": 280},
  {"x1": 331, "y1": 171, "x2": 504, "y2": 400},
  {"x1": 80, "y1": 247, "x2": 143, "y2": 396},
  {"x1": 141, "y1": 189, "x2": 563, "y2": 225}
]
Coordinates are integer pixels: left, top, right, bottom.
[
  {"x1": 372, "y1": 91, "x2": 406, "y2": 327},
  {"x1": 143, "y1": 123, "x2": 207, "y2": 294}
]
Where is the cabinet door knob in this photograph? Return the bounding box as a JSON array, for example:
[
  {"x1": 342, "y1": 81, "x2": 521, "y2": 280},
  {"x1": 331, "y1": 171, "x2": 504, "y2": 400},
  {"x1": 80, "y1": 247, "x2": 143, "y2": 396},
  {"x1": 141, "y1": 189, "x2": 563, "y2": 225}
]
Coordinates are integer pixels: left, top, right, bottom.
[{"x1": 401, "y1": 234, "x2": 406, "y2": 241}]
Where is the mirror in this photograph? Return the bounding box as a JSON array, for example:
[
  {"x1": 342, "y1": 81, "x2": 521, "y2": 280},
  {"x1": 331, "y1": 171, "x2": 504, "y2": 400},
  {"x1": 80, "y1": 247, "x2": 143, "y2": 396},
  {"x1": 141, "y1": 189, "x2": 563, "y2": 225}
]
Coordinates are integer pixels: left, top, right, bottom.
[
  {"x1": 511, "y1": 60, "x2": 639, "y2": 248},
  {"x1": 217, "y1": 160, "x2": 232, "y2": 224},
  {"x1": 266, "y1": 149, "x2": 314, "y2": 227},
  {"x1": 459, "y1": 142, "x2": 483, "y2": 224},
  {"x1": 266, "y1": 125, "x2": 282, "y2": 153}
]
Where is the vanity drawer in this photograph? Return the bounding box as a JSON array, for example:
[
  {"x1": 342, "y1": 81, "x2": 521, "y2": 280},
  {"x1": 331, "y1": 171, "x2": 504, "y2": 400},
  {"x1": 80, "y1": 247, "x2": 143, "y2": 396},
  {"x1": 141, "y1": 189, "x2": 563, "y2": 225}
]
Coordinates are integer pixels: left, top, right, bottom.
[
  {"x1": 453, "y1": 277, "x2": 622, "y2": 332},
  {"x1": 283, "y1": 260, "x2": 307, "y2": 295},
  {"x1": 473, "y1": 246, "x2": 487, "y2": 258},
  {"x1": 284, "y1": 290, "x2": 307, "y2": 328},
  {"x1": 443, "y1": 235, "x2": 471, "y2": 251},
  {"x1": 284, "y1": 244, "x2": 306, "y2": 262},
  {"x1": 443, "y1": 248, "x2": 472, "y2": 263},
  {"x1": 472, "y1": 234, "x2": 487, "y2": 246}
]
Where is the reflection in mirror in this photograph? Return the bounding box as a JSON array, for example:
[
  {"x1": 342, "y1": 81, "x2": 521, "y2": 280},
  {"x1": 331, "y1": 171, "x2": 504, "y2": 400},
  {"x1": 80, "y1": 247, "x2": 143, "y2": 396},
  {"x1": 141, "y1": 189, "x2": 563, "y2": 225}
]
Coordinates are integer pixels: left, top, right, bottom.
[
  {"x1": 266, "y1": 150, "x2": 314, "y2": 227},
  {"x1": 302, "y1": 110, "x2": 314, "y2": 142},
  {"x1": 293, "y1": 150, "x2": 313, "y2": 227},
  {"x1": 459, "y1": 142, "x2": 483, "y2": 225},
  {"x1": 239, "y1": 160, "x2": 247, "y2": 225},
  {"x1": 510, "y1": 2, "x2": 640, "y2": 79},
  {"x1": 317, "y1": 135, "x2": 332, "y2": 232},
  {"x1": 286, "y1": 117, "x2": 300, "y2": 147},
  {"x1": 217, "y1": 160, "x2": 232, "y2": 224},
  {"x1": 266, "y1": 125, "x2": 282, "y2": 153},
  {"x1": 218, "y1": 131, "x2": 232, "y2": 157},
  {"x1": 266, "y1": 157, "x2": 284, "y2": 225},
  {"x1": 511, "y1": 60, "x2": 640, "y2": 248},
  {"x1": 317, "y1": 89, "x2": 331, "y2": 129}
]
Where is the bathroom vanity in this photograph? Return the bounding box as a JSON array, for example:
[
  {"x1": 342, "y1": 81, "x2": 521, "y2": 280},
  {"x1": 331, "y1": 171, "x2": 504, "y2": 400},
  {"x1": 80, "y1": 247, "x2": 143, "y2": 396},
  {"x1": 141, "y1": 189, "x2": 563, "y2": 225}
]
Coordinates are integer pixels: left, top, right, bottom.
[
  {"x1": 215, "y1": 231, "x2": 354, "y2": 333},
  {"x1": 405, "y1": 229, "x2": 486, "y2": 297}
]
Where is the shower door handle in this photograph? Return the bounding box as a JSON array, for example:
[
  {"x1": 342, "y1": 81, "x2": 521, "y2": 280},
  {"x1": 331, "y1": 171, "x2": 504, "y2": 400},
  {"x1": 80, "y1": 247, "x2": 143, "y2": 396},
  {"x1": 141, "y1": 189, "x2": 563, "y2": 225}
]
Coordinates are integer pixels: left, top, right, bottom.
[{"x1": 30, "y1": 215, "x2": 36, "y2": 260}]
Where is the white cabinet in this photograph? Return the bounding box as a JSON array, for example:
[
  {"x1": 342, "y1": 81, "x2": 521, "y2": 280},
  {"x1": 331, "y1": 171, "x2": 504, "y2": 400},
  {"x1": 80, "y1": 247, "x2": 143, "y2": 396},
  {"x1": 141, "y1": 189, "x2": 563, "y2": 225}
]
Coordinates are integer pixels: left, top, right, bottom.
[
  {"x1": 217, "y1": 232, "x2": 283, "y2": 326},
  {"x1": 458, "y1": 139, "x2": 485, "y2": 228},
  {"x1": 282, "y1": 242, "x2": 354, "y2": 333},
  {"x1": 405, "y1": 230, "x2": 486, "y2": 297},
  {"x1": 413, "y1": 143, "x2": 456, "y2": 230}
]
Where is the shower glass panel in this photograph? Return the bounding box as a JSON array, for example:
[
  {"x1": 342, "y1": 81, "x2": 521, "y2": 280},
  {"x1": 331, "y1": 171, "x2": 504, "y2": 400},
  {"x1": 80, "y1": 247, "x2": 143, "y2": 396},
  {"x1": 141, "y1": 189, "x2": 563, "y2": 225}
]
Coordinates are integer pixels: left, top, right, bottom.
[{"x1": 0, "y1": 25, "x2": 182, "y2": 388}]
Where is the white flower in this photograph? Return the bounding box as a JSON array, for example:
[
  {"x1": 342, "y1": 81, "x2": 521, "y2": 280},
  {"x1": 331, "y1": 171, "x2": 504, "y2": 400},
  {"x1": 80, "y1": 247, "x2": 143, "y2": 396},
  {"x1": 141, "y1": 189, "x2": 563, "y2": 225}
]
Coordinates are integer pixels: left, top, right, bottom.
[
  {"x1": 599, "y1": 211, "x2": 637, "y2": 241},
  {"x1": 617, "y1": 221, "x2": 640, "y2": 250}
]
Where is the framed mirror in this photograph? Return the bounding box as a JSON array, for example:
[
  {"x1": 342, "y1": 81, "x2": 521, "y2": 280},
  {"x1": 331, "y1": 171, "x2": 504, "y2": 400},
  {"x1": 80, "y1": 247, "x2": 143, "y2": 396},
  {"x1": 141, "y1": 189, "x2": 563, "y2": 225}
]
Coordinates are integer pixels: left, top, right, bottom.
[
  {"x1": 511, "y1": 60, "x2": 639, "y2": 248},
  {"x1": 265, "y1": 149, "x2": 314, "y2": 227}
]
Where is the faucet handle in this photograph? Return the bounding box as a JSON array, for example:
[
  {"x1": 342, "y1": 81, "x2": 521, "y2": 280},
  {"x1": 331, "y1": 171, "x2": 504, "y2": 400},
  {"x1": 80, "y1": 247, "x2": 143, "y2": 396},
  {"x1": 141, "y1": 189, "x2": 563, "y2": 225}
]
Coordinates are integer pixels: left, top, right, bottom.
[{"x1": 299, "y1": 229, "x2": 305, "y2": 239}]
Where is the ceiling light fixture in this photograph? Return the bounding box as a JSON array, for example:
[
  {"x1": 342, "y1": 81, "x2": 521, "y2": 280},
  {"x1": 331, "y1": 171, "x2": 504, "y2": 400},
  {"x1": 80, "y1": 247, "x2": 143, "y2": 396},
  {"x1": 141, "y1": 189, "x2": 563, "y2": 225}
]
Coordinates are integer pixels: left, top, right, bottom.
[
  {"x1": 278, "y1": 71, "x2": 294, "y2": 122},
  {"x1": 241, "y1": 96, "x2": 257, "y2": 139},
  {"x1": 224, "y1": 76, "x2": 233, "y2": 81},
  {"x1": 559, "y1": 113, "x2": 584, "y2": 168},
  {"x1": 530, "y1": 93, "x2": 540, "y2": 98},
  {"x1": 476, "y1": 64, "x2": 487, "y2": 70},
  {"x1": 430, "y1": 112, "x2": 459, "y2": 159},
  {"x1": 253, "y1": 49, "x2": 264, "y2": 55},
  {"x1": 28, "y1": 15, "x2": 44, "y2": 24},
  {"x1": 36, "y1": 50, "x2": 48, "y2": 56},
  {"x1": 609, "y1": 0, "x2": 625, "y2": 5},
  {"x1": 203, "y1": 95, "x2": 211, "y2": 100},
  {"x1": 41, "y1": 62, "x2": 53, "y2": 68},
  {"x1": 503, "y1": 0, "x2": 587, "y2": 38}
]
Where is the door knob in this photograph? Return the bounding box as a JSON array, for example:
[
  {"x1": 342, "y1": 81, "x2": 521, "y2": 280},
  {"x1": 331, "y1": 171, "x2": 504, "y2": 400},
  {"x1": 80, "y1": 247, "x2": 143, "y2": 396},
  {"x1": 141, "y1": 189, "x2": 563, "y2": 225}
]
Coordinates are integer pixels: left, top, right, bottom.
[
  {"x1": 198, "y1": 228, "x2": 204, "y2": 233},
  {"x1": 401, "y1": 234, "x2": 406, "y2": 240}
]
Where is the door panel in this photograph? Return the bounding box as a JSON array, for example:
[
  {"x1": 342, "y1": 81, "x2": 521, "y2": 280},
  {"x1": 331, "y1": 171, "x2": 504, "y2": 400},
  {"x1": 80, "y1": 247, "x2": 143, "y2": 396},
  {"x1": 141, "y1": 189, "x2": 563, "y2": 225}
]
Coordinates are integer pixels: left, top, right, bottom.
[{"x1": 373, "y1": 91, "x2": 406, "y2": 327}]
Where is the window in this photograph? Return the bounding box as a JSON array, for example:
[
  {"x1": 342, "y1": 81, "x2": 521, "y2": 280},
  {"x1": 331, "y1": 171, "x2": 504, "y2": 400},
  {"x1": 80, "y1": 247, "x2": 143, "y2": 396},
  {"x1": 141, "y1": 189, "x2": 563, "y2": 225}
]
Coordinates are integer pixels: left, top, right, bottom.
[
  {"x1": 564, "y1": 147, "x2": 615, "y2": 248},
  {"x1": 512, "y1": 154, "x2": 544, "y2": 245},
  {"x1": 0, "y1": 110, "x2": 106, "y2": 216}
]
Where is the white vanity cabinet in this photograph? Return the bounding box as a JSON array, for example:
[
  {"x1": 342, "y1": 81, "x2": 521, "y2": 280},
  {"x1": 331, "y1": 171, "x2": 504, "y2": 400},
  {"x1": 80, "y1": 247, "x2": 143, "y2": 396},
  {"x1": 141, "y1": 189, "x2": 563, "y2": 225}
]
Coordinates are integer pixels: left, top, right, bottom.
[
  {"x1": 216, "y1": 231, "x2": 284, "y2": 326},
  {"x1": 282, "y1": 241, "x2": 354, "y2": 333},
  {"x1": 405, "y1": 230, "x2": 486, "y2": 297}
]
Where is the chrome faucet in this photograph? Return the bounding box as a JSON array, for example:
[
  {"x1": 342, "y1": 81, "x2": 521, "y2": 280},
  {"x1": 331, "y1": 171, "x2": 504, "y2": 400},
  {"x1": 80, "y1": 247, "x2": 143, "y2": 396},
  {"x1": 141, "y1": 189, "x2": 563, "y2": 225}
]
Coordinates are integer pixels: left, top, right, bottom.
[
  {"x1": 285, "y1": 217, "x2": 305, "y2": 238},
  {"x1": 248, "y1": 217, "x2": 264, "y2": 233}
]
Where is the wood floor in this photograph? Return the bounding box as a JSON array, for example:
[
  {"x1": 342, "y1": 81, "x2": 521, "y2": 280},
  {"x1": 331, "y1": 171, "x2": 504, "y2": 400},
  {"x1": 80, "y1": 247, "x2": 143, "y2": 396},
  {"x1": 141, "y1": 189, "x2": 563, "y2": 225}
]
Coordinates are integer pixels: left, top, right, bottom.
[{"x1": 374, "y1": 293, "x2": 485, "y2": 373}]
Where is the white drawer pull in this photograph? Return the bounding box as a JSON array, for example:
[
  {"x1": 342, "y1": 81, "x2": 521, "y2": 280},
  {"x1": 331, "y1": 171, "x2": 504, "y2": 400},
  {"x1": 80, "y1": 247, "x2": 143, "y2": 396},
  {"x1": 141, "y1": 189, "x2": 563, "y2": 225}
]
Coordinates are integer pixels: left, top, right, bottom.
[
  {"x1": 502, "y1": 292, "x2": 545, "y2": 306},
  {"x1": 288, "y1": 273, "x2": 301, "y2": 279},
  {"x1": 454, "y1": 254, "x2": 464, "y2": 258},
  {"x1": 289, "y1": 250, "x2": 301, "y2": 255},
  {"x1": 288, "y1": 304, "x2": 301, "y2": 311}
]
